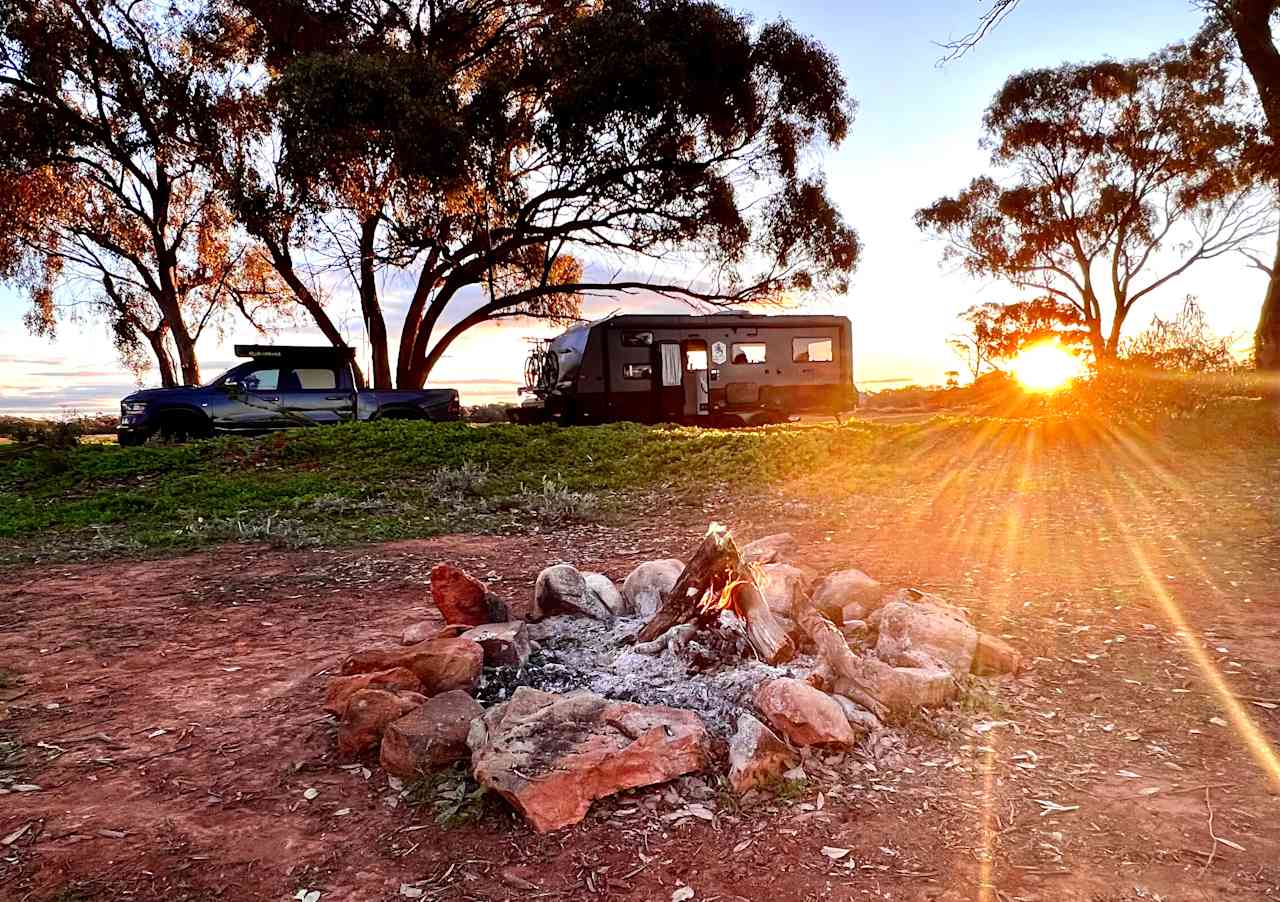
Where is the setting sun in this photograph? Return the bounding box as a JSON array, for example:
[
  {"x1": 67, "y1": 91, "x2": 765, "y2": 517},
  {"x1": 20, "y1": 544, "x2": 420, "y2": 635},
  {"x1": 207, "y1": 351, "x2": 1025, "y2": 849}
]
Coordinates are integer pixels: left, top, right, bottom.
[{"x1": 1009, "y1": 341, "x2": 1086, "y2": 393}]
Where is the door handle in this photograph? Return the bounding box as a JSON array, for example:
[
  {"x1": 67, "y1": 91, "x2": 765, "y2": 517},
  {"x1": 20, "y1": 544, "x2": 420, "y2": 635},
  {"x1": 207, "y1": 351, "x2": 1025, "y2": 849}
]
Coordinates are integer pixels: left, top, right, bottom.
[
  {"x1": 325, "y1": 395, "x2": 347, "y2": 401},
  {"x1": 261, "y1": 395, "x2": 279, "y2": 402}
]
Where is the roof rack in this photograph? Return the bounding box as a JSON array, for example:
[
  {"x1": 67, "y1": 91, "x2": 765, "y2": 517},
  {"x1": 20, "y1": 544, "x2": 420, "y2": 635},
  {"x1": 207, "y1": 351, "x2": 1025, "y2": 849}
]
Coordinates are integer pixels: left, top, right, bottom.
[{"x1": 233, "y1": 344, "x2": 356, "y2": 359}]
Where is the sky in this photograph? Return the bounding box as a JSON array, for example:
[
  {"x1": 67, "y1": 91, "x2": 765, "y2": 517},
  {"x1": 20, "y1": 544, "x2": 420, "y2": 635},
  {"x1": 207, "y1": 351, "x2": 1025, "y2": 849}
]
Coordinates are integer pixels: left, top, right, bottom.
[{"x1": 1, "y1": 0, "x2": 1264, "y2": 418}]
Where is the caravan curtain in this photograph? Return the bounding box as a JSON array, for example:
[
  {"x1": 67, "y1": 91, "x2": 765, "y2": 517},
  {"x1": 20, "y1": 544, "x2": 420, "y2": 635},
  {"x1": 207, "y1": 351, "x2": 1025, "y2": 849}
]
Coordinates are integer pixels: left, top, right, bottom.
[{"x1": 660, "y1": 344, "x2": 682, "y2": 387}]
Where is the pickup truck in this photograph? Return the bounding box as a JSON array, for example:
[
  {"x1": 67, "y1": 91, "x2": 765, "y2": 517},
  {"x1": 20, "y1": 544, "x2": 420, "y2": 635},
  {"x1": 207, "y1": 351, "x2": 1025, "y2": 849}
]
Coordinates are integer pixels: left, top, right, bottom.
[{"x1": 116, "y1": 345, "x2": 461, "y2": 445}]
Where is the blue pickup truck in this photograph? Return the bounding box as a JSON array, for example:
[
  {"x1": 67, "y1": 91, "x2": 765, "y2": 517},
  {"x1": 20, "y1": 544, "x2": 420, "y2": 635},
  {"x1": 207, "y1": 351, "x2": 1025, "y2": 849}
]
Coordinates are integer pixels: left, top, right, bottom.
[{"x1": 116, "y1": 345, "x2": 461, "y2": 445}]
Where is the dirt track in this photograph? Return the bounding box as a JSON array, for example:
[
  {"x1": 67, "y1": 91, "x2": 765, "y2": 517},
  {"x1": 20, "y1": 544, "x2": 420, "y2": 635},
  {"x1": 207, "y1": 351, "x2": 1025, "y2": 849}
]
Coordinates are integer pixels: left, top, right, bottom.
[{"x1": 3, "y1": 469, "x2": 1280, "y2": 901}]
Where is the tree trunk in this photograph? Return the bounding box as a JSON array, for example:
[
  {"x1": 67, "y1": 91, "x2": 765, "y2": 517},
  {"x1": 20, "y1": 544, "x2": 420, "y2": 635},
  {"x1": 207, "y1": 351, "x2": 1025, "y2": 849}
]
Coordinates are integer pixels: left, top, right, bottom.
[
  {"x1": 358, "y1": 216, "x2": 392, "y2": 389},
  {"x1": 144, "y1": 326, "x2": 177, "y2": 388},
  {"x1": 1225, "y1": 1, "x2": 1280, "y2": 403},
  {"x1": 1255, "y1": 227, "x2": 1280, "y2": 375}
]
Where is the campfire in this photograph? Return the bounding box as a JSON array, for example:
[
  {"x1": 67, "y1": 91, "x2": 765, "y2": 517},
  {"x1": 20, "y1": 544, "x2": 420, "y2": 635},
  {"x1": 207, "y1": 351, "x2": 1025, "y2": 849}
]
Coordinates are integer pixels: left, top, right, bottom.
[
  {"x1": 637, "y1": 522, "x2": 795, "y2": 665},
  {"x1": 321, "y1": 522, "x2": 1024, "y2": 833}
]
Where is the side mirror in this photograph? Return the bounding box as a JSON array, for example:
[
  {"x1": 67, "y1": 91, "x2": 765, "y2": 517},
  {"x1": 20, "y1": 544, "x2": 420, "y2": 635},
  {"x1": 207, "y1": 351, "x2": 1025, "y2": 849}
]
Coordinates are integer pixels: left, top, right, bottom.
[{"x1": 223, "y1": 380, "x2": 243, "y2": 398}]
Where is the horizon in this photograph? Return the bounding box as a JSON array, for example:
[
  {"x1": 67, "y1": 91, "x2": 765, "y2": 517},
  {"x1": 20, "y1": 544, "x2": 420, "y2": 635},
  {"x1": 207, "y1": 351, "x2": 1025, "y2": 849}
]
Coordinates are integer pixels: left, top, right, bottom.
[{"x1": 0, "y1": 0, "x2": 1265, "y2": 418}]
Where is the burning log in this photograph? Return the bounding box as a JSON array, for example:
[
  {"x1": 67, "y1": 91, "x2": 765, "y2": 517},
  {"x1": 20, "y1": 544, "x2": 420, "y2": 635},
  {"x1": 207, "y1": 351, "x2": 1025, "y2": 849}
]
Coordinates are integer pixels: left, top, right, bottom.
[{"x1": 636, "y1": 524, "x2": 795, "y2": 665}]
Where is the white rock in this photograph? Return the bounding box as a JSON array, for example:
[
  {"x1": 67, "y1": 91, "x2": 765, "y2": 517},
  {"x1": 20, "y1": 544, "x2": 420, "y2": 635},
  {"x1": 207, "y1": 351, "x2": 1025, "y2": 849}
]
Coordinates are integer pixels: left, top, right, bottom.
[{"x1": 621, "y1": 559, "x2": 684, "y2": 617}]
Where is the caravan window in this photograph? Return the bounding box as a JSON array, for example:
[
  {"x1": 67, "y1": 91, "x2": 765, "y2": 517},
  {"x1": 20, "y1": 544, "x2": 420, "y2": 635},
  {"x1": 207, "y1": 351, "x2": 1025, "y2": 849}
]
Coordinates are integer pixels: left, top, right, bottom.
[
  {"x1": 622, "y1": 331, "x2": 654, "y2": 347},
  {"x1": 792, "y1": 337, "x2": 833, "y2": 363},
  {"x1": 623, "y1": 363, "x2": 653, "y2": 380},
  {"x1": 730, "y1": 342, "x2": 767, "y2": 365}
]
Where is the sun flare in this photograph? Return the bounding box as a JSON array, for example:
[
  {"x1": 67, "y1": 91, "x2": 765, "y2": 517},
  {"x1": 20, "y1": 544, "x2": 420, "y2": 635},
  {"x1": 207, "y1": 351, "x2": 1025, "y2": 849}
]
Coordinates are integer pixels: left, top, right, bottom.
[{"x1": 1009, "y1": 341, "x2": 1085, "y2": 393}]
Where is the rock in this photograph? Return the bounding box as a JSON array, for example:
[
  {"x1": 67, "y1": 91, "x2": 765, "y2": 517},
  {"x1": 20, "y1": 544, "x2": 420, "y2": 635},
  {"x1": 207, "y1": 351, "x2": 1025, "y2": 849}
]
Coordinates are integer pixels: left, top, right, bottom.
[
  {"x1": 582, "y1": 572, "x2": 628, "y2": 616},
  {"x1": 380, "y1": 690, "x2": 484, "y2": 777},
  {"x1": 468, "y1": 687, "x2": 709, "y2": 832},
  {"x1": 874, "y1": 592, "x2": 977, "y2": 675},
  {"x1": 829, "y1": 693, "x2": 883, "y2": 734},
  {"x1": 401, "y1": 621, "x2": 466, "y2": 646},
  {"x1": 727, "y1": 712, "x2": 798, "y2": 794},
  {"x1": 336, "y1": 688, "x2": 425, "y2": 756},
  {"x1": 342, "y1": 638, "x2": 484, "y2": 696},
  {"x1": 620, "y1": 559, "x2": 684, "y2": 617},
  {"x1": 757, "y1": 564, "x2": 810, "y2": 618},
  {"x1": 460, "y1": 621, "x2": 531, "y2": 668},
  {"x1": 430, "y1": 563, "x2": 496, "y2": 626},
  {"x1": 324, "y1": 667, "x2": 422, "y2": 716},
  {"x1": 855, "y1": 658, "x2": 958, "y2": 712},
  {"x1": 812, "y1": 569, "x2": 884, "y2": 622},
  {"x1": 753, "y1": 678, "x2": 856, "y2": 748},
  {"x1": 973, "y1": 632, "x2": 1023, "y2": 675},
  {"x1": 532, "y1": 564, "x2": 612, "y2": 621},
  {"x1": 740, "y1": 533, "x2": 797, "y2": 565}
]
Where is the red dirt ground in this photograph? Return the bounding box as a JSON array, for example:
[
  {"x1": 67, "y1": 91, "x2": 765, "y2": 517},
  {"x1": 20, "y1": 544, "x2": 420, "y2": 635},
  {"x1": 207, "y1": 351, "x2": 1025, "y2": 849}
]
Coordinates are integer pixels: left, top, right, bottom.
[{"x1": 2, "y1": 479, "x2": 1279, "y2": 902}]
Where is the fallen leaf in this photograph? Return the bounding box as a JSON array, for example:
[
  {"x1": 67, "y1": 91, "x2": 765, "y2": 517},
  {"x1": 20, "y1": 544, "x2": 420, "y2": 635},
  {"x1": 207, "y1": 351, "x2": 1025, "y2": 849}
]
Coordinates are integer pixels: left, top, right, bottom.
[
  {"x1": 732, "y1": 839, "x2": 753, "y2": 854},
  {"x1": 12, "y1": 784, "x2": 41, "y2": 793},
  {"x1": 334, "y1": 808, "x2": 351, "y2": 816},
  {"x1": 303, "y1": 788, "x2": 319, "y2": 801},
  {"x1": 1209, "y1": 717, "x2": 1228, "y2": 727},
  {"x1": 2, "y1": 823, "x2": 32, "y2": 846},
  {"x1": 822, "y1": 846, "x2": 850, "y2": 861},
  {"x1": 399, "y1": 886, "x2": 424, "y2": 899},
  {"x1": 671, "y1": 887, "x2": 694, "y2": 902}
]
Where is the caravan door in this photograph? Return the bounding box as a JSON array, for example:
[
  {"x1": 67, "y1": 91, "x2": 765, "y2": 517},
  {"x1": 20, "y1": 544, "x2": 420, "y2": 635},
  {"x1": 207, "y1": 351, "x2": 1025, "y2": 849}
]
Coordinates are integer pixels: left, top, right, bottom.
[
  {"x1": 682, "y1": 339, "x2": 710, "y2": 418},
  {"x1": 654, "y1": 342, "x2": 683, "y2": 422}
]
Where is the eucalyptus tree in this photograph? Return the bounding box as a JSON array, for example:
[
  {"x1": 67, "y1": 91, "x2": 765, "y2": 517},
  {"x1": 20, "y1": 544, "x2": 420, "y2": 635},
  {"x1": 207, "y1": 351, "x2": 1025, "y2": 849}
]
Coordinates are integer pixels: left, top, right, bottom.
[{"x1": 216, "y1": 0, "x2": 860, "y2": 388}]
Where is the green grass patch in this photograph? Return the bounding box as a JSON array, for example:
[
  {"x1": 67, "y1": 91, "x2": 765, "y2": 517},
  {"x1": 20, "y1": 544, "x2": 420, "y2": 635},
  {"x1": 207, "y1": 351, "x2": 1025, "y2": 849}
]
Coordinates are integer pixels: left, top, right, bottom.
[{"x1": 0, "y1": 403, "x2": 1275, "y2": 561}]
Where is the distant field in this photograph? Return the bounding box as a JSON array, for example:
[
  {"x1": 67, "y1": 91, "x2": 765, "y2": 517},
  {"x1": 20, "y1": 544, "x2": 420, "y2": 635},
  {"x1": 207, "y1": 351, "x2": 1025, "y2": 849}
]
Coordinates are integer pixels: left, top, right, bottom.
[{"x1": 0, "y1": 403, "x2": 1273, "y2": 560}]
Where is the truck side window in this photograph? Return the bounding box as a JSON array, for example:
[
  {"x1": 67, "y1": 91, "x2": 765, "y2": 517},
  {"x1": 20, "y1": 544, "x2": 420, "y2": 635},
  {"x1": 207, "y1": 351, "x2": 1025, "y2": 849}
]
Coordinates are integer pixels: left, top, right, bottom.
[
  {"x1": 291, "y1": 368, "x2": 338, "y2": 390},
  {"x1": 242, "y1": 368, "x2": 280, "y2": 391},
  {"x1": 731, "y1": 342, "x2": 766, "y2": 365},
  {"x1": 622, "y1": 331, "x2": 653, "y2": 347},
  {"x1": 792, "y1": 337, "x2": 833, "y2": 363},
  {"x1": 623, "y1": 363, "x2": 653, "y2": 380}
]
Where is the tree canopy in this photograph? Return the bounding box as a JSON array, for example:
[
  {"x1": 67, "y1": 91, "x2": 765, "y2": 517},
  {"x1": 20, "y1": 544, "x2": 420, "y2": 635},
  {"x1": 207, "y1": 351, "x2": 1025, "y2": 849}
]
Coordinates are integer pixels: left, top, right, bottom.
[
  {"x1": 0, "y1": 0, "x2": 287, "y2": 386},
  {"x1": 918, "y1": 36, "x2": 1270, "y2": 360},
  {"x1": 209, "y1": 0, "x2": 860, "y2": 387},
  {"x1": 949, "y1": 297, "x2": 1090, "y2": 377}
]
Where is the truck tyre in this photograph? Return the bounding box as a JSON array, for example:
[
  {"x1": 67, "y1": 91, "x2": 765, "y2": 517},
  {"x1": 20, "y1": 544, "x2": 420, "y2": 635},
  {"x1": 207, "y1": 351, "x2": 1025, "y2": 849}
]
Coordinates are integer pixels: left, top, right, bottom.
[
  {"x1": 156, "y1": 411, "x2": 212, "y2": 443},
  {"x1": 118, "y1": 431, "x2": 149, "y2": 447}
]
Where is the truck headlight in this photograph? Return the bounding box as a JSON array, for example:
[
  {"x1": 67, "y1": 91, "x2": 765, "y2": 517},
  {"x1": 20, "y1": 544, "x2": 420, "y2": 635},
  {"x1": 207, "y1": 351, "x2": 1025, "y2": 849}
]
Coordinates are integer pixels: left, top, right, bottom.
[{"x1": 121, "y1": 401, "x2": 148, "y2": 415}]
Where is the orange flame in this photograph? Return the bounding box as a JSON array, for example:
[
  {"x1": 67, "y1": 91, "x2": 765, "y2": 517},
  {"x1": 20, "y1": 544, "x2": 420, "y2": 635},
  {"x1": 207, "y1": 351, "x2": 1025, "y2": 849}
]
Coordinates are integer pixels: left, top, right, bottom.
[{"x1": 697, "y1": 578, "x2": 748, "y2": 617}]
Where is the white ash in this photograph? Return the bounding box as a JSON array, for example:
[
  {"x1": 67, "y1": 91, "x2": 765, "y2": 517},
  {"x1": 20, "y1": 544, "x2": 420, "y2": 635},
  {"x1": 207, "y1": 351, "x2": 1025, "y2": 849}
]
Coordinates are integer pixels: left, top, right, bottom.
[{"x1": 497, "y1": 613, "x2": 815, "y2": 735}]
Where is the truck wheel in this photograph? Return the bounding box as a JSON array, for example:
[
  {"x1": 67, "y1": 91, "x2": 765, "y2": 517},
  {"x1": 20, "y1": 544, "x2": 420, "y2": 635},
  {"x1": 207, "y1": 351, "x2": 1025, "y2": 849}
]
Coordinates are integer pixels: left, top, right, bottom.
[
  {"x1": 156, "y1": 412, "x2": 211, "y2": 443},
  {"x1": 118, "y1": 431, "x2": 149, "y2": 447}
]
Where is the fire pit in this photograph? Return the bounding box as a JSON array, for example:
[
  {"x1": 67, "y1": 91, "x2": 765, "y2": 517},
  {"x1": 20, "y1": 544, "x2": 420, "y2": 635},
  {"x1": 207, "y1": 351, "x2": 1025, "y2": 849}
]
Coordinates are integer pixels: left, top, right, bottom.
[{"x1": 321, "y1": 523, "x2": 1023, "y2": 832}]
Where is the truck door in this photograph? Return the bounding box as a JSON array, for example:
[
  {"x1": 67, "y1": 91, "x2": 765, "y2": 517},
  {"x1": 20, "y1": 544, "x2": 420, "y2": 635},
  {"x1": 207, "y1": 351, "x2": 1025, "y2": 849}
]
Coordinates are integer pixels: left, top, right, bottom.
[
  {"x1": 216, "y1": 363, "x2": 292, "y2": 430},
  {"x1": 654, "y1": 342, "x2": 683, "y2": 422},
  {"x1": 682, "y1": 339, "x2": 710, "y2": 418},
  {"x1": 275, "y1": 364, "x2": 354, "y2": 425}
]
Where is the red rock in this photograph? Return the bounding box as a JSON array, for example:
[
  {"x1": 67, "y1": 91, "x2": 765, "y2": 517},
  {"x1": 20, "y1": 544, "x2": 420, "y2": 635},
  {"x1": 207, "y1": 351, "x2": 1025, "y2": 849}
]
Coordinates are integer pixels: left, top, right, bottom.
[
  {"x1": 324, "y1": 667, "x2": 422, "y2": 716},
  {"x1": 401, "y1": 621, "x2": 466, "y2": 646},
  {"x1": 336, "y1": 688, "x2": 425, "y2": 756},
  {"x1": 739, "y1": 533, "x2": 797, "y2": 565},
  {"x1": 753, "y1": 678, "x2": 856, "y2": 748},
  {"x1": 727, "y1": 712, "x2": 798, "y2": 794},
  {"x1": 873, "y1": 593, "x2": 976, "y2": 675},
  {"x1": 380, "y1": 690, "x2": 485, "y2": 777},
  {"x1": 341, "y1": 638, "x2": 484, "y2": 697},
  {"x1": 468, "y1": 687, "x2": 708, "y2": 833},
  {"x1": 972, "y1": 632, "x2": 1022, "y2": 675},
  {"x1": 430, "y1": 563, "x2": 491, "y2": 626}
]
